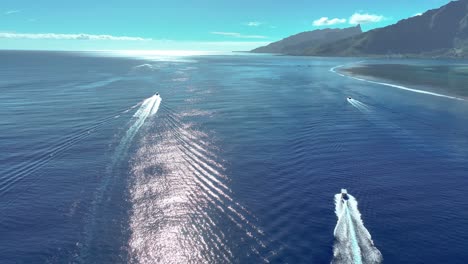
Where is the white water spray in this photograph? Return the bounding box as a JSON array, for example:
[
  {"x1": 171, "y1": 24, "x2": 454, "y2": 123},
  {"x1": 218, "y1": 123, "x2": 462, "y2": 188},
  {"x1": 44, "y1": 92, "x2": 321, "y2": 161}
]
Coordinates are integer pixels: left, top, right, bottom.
[
  {"x1": 0, "y1": 101, "x2": 143, "y2": 198},
  {"x1": 347, "y1": 98, "x2": 371, "y2": 113},
  {"x1": 332, "y1": 191, "x2": 382, "y2": 264},
  {"x1": 112, "y1": 93, "x2": 161, "y2": 164},
  {"x1": 79, "y1": 93, "x2": 162, "y2": 261}
]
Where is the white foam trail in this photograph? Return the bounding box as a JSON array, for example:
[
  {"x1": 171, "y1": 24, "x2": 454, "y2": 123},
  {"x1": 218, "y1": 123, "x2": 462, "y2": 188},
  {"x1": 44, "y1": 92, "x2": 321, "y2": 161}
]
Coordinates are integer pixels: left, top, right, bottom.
[
  {"x1": 113, "y1": 94, "x2": 161, "y2": 162},
  {"x1": 0, "y1": 101, "x2": 145, "y2": 198},
  {"x1": 330, "y1": 61, "x2": 366, "y2": 77},
  {"x1": 80, "y1": 93, "x2": 162, "y2": 260},
  {"x1": 133, "y1": 94, "x2": 159, "y2": 118},
  {"x1": 127, "y1": 109, "x2": 270, "y2": 263},
  {"x1": 132, "y1": 63, "x2": 159, "y2": 72},
  {"x1": 347, "y1": 98, "x2": 370, "y2": 113},
  {"x1": 332, "y1": 192, "x2": 382, "y2": 264},
  {"x1": 149, "y1": 95, "x2": 162, "y2": 116},
  {"x1": 76, "y1": 77, "x2": 122, "y2": 89},
  {"x1": 331, "y1": 63, "x2": 465, "y2": 101}
]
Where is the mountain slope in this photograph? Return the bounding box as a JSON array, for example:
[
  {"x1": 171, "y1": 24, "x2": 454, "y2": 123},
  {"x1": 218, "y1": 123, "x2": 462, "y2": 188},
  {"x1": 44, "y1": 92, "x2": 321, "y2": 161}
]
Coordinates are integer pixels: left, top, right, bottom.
[
  {"x1": 251, "y1": 25, "x2": 362, "y2": 54},
  {"x1": 306, "y1": 0, "x2": 468, "y2": 57}
]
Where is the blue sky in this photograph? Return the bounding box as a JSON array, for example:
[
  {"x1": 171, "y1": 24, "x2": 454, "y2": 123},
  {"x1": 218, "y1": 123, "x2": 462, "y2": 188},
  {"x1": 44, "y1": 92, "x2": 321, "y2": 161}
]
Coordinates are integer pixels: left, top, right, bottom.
[{"x1": 0, "y1": 0, "x2": 452, "y2": 51}]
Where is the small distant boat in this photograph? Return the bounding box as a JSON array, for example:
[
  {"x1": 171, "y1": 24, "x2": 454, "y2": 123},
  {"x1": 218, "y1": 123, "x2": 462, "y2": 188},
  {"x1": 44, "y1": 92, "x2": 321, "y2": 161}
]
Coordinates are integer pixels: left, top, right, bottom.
[
  {"x1": 341, "y1": 189, "x2": 349, "y2": 202},
  {"x1": 347, "y1": 96, "x2": 352, "y2": 100}
]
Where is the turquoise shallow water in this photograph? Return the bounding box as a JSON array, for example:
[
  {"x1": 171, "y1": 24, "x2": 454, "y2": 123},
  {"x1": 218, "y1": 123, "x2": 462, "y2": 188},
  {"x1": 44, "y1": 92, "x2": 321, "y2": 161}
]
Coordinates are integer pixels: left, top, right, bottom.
[{"x1": 1, "y1": 51, "x2": 468, "y2": 263}]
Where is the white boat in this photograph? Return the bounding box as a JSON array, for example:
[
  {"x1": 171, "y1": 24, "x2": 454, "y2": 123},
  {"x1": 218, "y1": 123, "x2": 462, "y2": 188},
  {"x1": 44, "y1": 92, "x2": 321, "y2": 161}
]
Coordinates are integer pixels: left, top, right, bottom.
[{"x1": 341, "y1": 188, "x2": 349, "y2": 202}]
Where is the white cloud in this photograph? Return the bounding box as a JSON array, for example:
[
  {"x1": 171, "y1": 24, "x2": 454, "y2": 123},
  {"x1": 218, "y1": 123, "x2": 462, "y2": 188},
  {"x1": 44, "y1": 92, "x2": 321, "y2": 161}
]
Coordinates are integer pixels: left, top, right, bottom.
[
  {"x1": 211, "y1": 32, "x2": 267, "y2": 39},
  {"x1": 245, "y1": 21, "x2": 262, "y2": 27},
  {"x1": 413, "y1": 13, "x2": 423, "y2": 17},
  {"x1": 349, "y1": 13, "x2": 384, "y2": 25},
  {"x1": 5, "y1": 10, "x2": 20, "y2": 15},
  {"x1": 0, "y1": 32, "x2": 151, "y2": 41},
  {"x1": 313, "y1": 17, "x2": 347, "y2": 26}
]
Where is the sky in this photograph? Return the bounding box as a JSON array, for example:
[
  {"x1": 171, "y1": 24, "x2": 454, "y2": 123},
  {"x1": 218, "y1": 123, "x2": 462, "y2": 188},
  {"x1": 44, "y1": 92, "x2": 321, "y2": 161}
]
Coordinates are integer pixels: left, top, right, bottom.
[{"x1": 0, "y1": 0, "x2": 453, "y2": 51}]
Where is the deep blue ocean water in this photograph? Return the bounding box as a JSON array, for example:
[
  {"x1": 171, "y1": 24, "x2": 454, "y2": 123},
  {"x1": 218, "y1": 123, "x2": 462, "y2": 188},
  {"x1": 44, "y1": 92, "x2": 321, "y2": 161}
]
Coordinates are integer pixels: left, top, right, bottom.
[{"x1": 1, "y1": 51, "x2": 468, "y2": 263}]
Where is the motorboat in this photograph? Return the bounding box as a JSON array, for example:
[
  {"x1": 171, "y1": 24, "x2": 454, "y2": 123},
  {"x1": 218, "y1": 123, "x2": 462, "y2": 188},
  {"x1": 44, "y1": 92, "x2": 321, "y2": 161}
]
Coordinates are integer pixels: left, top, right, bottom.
[{"x1": 341, "y1": 189, "x2": 349, "y2": 202}]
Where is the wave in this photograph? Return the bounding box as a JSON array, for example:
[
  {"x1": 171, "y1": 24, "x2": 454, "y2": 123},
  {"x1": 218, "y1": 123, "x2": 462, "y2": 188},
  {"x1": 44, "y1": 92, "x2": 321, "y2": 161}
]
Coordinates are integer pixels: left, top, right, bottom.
[
  {"x1": 347, "y1": 98, "x2": 371, "y2": 113},
  {"x1": 329, "y1": 61, "x2": 366, "y2": 77},
  {"x1": 352, "y1": 75, "x2": 463, "y2": 101},
  {"x1": 76, "y1": 77, "x2": 122, "y2": 89},
  {"x1": 78, "y1": 93, "x2": 161, "y2": 262},
  {"x1": 0, "y1": 101, "x2": 142, "y2": 198},
  {"x1": 346, "y1": 96, "x2": 468, "y2": 163},
  {"x1": 112, "y1": 93, "x2": 161, "y2": 162},
  {"x1": 127, "y1": 105, "x2": 269, "y2": 263},
  {"x1": 177, "y1": 109, "x2": 214, "y2": 117},
  {"x1": 347, "y1": 97, "x2": 417, "y2": 142},
  {"x1": 131, "y1": 63, "x2": 162, "y2": 73},
  {"x1": 332, "y1": 191, "x2": 382, "y2": 264},
  {"x1": 331, "y1": 63, "x2": 465, "y2": 101}
]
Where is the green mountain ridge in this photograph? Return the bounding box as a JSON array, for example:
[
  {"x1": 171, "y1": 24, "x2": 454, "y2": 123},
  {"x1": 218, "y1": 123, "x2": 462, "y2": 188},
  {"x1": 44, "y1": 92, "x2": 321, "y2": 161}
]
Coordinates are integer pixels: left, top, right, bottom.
[
  {"x1": 251, "y1": 25, "x2": 362, "y2": 54},
  {"x1": 252, "y1": 0, "x2": 468, "y2": 58}
]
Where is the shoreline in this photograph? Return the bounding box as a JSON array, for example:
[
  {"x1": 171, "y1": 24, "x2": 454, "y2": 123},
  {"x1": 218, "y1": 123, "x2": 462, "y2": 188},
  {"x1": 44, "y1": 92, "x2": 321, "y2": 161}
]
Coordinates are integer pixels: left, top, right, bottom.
[{"x1": 333, "y1": 63, "x2": 468, "y2": 101}]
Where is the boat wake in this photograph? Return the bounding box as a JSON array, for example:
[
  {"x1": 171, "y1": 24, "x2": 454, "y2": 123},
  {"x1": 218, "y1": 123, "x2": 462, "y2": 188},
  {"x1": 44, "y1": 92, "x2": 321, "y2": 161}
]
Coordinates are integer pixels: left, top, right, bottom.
[
  {"x1": 79, "y1": 93, "x2": 161, "y2": 262},
  {"x1": 0, "y1": 101, "x2": 142, "y2": 199},
  {"x1": 127, "y1": 104, "x2": 269, "y2": 263},
  {"x1": 111, "y1": 93, "x2": 161, "y2": 164},
  {"x1": 347, "y1": 98, "x2": 371, "y2": 113},
  {"x1": 332, "y1": 191, "x2": 382, "y2": 264},
  {"x1": 347, "y1": 98, "x2": 394, "y2": 129}
]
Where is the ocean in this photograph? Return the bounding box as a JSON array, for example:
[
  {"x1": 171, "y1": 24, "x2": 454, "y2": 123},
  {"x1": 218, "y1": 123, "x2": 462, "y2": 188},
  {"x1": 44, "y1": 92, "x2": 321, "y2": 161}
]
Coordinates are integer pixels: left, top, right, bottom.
[{"x1": 1, "y1": 50, "x2": 468, "y2": 263}]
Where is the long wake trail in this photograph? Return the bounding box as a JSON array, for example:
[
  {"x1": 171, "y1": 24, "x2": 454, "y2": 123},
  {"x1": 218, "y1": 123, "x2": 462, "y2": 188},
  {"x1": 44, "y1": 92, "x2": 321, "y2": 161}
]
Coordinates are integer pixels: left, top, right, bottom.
[
  {"x1": 0, "y1": 102, "x2": 142, "y2": 198},
  {"x1": 111, "y1": 93, "x2": 161, "y2": 165},
  {"x1": 127, "y1": 104, "x2": 271, "y2": 263},
  {"x1": 79, "y1": 93, "x2": 161, "y2": 262},
  {"x1": 332, "y1": 191, "x2": 382, "y2": 264},
  {"x1": 347, "y1": 98, "x2": 371, "y2": 113}
]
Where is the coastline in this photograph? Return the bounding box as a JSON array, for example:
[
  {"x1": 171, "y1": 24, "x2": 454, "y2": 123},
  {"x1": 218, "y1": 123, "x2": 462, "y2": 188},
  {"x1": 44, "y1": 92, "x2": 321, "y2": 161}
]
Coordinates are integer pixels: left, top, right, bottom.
[{"x1": 333, "y1": 63, "x2": 468, "y2": 101}]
